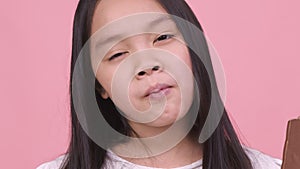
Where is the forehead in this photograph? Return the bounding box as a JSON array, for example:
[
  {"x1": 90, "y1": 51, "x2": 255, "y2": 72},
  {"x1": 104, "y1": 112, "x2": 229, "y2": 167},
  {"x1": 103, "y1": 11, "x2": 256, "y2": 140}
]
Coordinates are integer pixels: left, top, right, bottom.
[{"x1": 91, "y1": 0, "x2": 168, "y2": 34}]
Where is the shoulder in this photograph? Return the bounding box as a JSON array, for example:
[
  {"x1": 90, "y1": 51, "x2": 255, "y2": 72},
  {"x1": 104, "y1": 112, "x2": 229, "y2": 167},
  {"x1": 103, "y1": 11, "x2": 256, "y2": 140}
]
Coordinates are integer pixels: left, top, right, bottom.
[
  {"x1": 35, "y1": 148, "x2": 282, "y2": 169},
  {"x1": 244, "y1": 147, "x2": 282, "y2": 169},
  {"x1": 36, "y1": 154, "x2": 66, "y2": 169}
]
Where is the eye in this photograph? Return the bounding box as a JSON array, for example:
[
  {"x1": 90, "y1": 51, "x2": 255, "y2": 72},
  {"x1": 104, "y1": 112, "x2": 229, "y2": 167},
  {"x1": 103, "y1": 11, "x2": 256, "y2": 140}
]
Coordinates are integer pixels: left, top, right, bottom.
[
  {"x1": 153, "y1": 34, "x2": 175, "y2": 43},
  {"x1": 108, "y1": 51, "x2": 128, "y2": 61}
]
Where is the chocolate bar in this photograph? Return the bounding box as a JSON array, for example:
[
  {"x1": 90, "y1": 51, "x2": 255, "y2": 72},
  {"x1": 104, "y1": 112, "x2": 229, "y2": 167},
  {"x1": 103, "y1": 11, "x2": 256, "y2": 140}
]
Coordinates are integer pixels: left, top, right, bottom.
[{"x1": 282, "y1": 118, "x2": 300, "y2": 169}]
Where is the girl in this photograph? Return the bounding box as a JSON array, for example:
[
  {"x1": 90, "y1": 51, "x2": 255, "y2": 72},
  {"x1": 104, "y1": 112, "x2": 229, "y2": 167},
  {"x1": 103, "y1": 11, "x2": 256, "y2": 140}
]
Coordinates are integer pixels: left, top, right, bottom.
[{"x1": 38, "y1": 0, "x2": 282, "y2": 168}]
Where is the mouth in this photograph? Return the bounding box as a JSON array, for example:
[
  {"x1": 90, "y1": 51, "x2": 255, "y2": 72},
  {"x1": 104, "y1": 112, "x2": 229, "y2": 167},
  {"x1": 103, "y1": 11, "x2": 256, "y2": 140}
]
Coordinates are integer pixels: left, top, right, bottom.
[{"x1": 144, "y1": 83, "x2": 172, "y2": 98}]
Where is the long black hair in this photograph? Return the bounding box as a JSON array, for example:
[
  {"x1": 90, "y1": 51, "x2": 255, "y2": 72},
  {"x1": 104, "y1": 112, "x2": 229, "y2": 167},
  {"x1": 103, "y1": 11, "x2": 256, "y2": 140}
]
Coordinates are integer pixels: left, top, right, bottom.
[{"x1": 62, "y1": 0, "x2": 253, "y2": 168}]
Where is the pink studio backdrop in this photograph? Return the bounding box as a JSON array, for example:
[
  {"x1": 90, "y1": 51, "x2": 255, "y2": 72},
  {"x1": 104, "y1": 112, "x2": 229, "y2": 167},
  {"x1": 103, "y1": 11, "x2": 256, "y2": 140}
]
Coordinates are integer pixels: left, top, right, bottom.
[{"x1": 0, "y1": 0, "x2": 299, "y2": 168}]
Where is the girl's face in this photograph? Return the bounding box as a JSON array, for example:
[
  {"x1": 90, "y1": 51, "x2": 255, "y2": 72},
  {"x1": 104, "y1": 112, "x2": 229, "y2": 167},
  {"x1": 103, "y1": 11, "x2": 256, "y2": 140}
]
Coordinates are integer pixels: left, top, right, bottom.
[{"x1": 91, "y1": 0, "x2": 194, "y2": 128}]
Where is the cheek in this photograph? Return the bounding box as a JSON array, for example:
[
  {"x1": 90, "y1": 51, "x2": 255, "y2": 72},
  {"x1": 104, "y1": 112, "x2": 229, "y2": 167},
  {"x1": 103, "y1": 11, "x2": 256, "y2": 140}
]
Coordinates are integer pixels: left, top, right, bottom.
[
  {"x1": 128, "y1": 81, "x2": 148, "y2": 111},
  {"x1": 95, "y1": 65, "x2": 114, "y2": 97},
  {"x1": 163, "y1": 42, "x2": 192, "y2": 70},
  {"x1": 178, "y1": 45, "x2": 192, "y2": 68},
  {"x1": 181, "y1": 47, "x2": 192, "y2": 69}
]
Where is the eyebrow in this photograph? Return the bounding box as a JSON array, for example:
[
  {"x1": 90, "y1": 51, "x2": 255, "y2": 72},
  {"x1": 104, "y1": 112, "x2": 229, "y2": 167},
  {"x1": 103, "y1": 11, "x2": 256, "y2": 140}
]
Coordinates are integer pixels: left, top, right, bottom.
[{"x1": 96, "y1": 16, "x2": 174, "y2": 47}]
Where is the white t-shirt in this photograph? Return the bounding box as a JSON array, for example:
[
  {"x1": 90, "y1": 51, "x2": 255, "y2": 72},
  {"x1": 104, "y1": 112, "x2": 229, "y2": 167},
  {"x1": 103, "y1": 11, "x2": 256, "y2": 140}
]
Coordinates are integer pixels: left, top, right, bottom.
[{"x1": 36, "y1": 147, "x2": 282, "y2": 169}]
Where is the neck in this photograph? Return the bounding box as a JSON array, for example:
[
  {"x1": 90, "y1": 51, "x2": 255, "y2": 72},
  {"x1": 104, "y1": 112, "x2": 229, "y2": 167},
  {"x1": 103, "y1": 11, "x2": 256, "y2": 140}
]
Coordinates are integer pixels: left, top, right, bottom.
[
  {"x1": 111, "y1": 116, "x2": 203, "y2": 168},
  {"x1": 120, "y1": 135, "x2": 203, "y2": 168},
  {"x1": 112, "y1": 125, "x2": 203, "y2": 168}
]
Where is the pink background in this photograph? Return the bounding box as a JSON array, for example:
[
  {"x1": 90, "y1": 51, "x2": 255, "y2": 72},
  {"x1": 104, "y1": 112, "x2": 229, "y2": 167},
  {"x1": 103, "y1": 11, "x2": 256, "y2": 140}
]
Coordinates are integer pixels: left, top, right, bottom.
[{"x1": 0, "y1": 0, "x2": 299, "y2": 168}]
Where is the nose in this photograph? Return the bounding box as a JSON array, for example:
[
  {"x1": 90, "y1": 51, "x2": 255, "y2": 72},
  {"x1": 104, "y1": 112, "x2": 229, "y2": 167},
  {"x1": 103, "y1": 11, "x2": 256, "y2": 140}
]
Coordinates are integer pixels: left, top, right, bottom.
[{"x1": 135, "y1": 65, "x2": 162, "y2": 80}]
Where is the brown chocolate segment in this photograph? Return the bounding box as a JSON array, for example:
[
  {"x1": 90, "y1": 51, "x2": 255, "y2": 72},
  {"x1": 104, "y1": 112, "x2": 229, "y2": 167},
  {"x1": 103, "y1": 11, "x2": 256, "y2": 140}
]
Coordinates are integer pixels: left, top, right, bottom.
[{"x1": 282, "y1": 119, "x2": 300, "y2": 169}]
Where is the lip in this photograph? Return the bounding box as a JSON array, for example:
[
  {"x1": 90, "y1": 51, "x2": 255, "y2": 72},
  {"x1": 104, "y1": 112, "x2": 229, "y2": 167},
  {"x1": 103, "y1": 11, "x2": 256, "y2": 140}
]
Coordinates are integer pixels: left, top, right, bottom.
[{"x1": 144, "y1": 83, "x2": 172, "y2": 97}]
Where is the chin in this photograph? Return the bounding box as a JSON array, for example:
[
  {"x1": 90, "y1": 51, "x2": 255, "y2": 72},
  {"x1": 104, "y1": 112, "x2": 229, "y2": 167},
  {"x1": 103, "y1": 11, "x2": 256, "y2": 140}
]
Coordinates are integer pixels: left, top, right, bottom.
[{"x1": 145, "y1": 108, "x2": 182, "y2": 127}]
